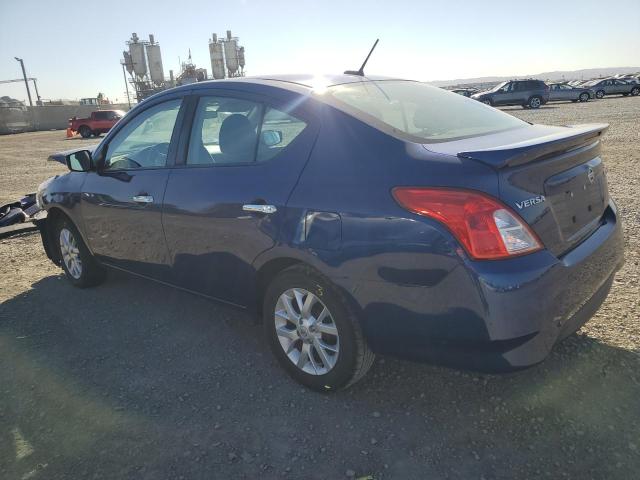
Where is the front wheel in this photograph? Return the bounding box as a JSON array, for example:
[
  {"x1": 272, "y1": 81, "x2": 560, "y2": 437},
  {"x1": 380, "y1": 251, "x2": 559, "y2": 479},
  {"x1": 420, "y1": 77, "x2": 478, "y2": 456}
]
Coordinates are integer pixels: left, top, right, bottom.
[
  {"x1": 595, "y1": 90, "x2": 605, "y2": 99},
  {"x1": 579, "y1": 92, "x2": 590, "y2": 102},
  {"x1": 55, "y1": 217, "x2": 106, "y2": 287},
  {"x1": 527, "y1": 96, "x2": 542, "y2": 109},
  {"x1": 263, "y1": 265, "x2": 374, "y2": 391},
  {"x1": 481, "y1": 99, "x2": 492, "y2": 106},
  {"x1": 631, "y1": 87, "x2": 640, "y2": 96},
  {"x1": 78, "y1": 126, "x2": 92, "y2": 138}
]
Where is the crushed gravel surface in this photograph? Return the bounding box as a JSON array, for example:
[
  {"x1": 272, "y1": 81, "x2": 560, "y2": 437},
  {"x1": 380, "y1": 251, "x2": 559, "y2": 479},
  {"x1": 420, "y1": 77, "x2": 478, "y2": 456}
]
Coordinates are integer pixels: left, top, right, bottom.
[{"x1": 1, "y1": 98, "x2": 639, "y2": 479}]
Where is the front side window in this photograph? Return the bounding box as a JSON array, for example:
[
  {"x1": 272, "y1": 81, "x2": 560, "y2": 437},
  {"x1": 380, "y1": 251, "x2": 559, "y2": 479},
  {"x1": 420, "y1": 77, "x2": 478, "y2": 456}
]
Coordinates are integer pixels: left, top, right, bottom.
[
  {"x1": 321, "y1": 80, "x2": 527, "y2": 143},
  {"x1": 103, "y1": 99, "x2": 181, "y2": 171}
]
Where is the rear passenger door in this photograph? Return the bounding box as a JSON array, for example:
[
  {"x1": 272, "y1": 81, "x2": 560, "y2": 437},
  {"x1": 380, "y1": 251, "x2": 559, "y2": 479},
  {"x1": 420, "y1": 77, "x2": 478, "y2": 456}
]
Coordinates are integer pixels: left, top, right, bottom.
[
  {"x1": 613, "y1": 80, "x2": 628, "y2": 94},
  {"x1": 162, "y1": 91, "x2": 319, "y2": 306}
]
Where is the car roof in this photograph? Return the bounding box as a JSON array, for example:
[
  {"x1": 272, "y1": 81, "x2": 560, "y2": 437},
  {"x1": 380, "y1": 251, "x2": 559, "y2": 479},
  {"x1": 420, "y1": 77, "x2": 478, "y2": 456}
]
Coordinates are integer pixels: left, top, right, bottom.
[{"x1": 166, "y1": 73, "x2": 407, "y2": 95}]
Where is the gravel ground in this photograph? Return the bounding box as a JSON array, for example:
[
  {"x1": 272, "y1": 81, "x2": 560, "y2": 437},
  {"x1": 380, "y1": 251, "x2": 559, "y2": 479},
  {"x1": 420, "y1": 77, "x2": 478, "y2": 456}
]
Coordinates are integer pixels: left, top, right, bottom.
[{"x1": 1, "y1": 98, "x2": 639, "y2": 480}]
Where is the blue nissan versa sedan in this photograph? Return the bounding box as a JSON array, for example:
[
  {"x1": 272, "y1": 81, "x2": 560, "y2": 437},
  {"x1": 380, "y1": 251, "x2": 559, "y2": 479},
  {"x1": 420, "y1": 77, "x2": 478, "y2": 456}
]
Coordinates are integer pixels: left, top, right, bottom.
[{"x1": 37, "y1": 74, "x2": 624, "y2": 391}]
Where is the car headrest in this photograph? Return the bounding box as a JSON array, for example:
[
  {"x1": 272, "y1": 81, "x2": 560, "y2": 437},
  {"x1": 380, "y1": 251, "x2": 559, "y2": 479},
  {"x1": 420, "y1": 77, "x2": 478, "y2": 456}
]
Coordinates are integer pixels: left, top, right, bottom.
[
  {"x1": 219, "y1": 114, "x2": 255, "y2": 158},
  {"x1": 413, "y1": 108, "x2": 432, "y2": 130}
]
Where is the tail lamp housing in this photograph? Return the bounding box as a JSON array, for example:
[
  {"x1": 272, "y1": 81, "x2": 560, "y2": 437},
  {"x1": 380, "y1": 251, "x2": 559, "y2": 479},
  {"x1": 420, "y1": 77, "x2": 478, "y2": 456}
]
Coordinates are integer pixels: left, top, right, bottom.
[{"x1": 392, "y1": 187, "x2": 543, "y2": 260}]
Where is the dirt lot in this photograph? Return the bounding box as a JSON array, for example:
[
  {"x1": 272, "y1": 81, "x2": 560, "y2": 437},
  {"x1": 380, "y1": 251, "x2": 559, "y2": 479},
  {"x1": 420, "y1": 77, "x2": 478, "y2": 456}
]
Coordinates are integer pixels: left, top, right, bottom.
[{"x1": 1, "y1": 98, "x2": 639, "y2": 480}]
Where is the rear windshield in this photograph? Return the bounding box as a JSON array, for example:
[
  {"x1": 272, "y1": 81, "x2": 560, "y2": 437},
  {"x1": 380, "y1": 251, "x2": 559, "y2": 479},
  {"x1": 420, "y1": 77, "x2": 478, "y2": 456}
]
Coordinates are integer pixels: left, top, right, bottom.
[{"x1": 321, "y1": 80, "x2": 527, "y2": 143}]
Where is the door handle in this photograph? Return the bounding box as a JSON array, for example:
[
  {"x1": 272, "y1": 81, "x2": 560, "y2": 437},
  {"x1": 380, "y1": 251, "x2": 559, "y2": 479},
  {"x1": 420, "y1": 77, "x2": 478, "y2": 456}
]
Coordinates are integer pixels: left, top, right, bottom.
[
  {"x1": 132, "y1": 195, "x2": 154, "y2": 204},
  {"x1": 242, "y1": 204, "x2": 277, "y2": 214}
]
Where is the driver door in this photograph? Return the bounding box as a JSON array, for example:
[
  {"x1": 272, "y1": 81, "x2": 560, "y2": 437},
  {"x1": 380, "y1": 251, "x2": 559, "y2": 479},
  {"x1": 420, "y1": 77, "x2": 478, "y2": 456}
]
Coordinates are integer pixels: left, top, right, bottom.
[
  {"x1": 492, "y1": 82, "x2": 514, "y2": 105},
  {"x1": 80, "y1": 97, "x2": 184, "y2": 279}
]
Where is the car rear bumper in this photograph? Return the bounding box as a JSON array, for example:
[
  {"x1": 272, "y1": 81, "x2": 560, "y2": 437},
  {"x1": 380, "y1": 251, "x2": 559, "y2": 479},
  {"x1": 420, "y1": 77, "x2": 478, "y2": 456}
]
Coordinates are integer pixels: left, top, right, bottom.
[{"x1": 348, "y1": 201, "x2": 624, "y2": 372}]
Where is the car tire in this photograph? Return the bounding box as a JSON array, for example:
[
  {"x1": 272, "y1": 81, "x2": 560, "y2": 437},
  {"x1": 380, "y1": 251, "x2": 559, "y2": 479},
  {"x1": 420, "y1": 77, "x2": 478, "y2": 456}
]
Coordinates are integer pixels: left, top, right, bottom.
[
  {"x1": 595, "y1": 90, "x2": 605, "y2": 99},
  {"x1": 481, "y1": 99, "x2": 492, "y2": 106},
  {"x1": 631, "y1": 87, "x2": 640, "y2": 96},
  {"x1": 527, "y1": 96, "x2": 542, "y2": 109},
  {"x1": 93, "y1": 131, "x2": 101, "y2": 137},
  {"x1": 79, "y1": 126, "x2": 92, "y2": 138},
  {"x1": 263, "y1": 264, "x2": 374, "y2": 391},
  {"x1": 55, "y1": 216, "x2": 106, "y2": 288},
  {"x1": 579, "y1": 92, "x2": 590, "y2": 102}
]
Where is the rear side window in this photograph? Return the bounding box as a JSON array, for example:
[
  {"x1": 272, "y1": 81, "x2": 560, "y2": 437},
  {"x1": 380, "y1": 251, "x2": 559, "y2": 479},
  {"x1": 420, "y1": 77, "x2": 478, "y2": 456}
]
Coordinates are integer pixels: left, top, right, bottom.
[
  {"x1": 257, "y1": 107, "x2": 307, "y2": 163},
  {"x1": 187, "y1": 96, "x2": 307, "y2": 165},
  {"x1": 187, "y1": 96, "x2": 262, "y2": 165},
  {"x1": 321, "y1": 80, "x2": 526, "y2": 143}
]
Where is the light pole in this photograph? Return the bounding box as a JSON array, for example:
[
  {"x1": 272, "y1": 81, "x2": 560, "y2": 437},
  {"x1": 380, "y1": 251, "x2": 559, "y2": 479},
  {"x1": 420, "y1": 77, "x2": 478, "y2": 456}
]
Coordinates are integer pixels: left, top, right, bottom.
[
  {"x1": 120, "y1": 60, "x2": 132, "y2": 109},
  {"x1": 31, "y1": 78, "x2": 41, "y2": 105},
  {"x1": 14, "y1": 57, "x2": 33, "y2": 107}
]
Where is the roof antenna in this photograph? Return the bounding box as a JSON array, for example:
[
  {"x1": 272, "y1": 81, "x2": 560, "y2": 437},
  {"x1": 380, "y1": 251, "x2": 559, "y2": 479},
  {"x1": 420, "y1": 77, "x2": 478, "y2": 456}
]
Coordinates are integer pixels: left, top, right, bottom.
[{"x1": 344, "y1": 39, "x2": 379, "y2": 76}]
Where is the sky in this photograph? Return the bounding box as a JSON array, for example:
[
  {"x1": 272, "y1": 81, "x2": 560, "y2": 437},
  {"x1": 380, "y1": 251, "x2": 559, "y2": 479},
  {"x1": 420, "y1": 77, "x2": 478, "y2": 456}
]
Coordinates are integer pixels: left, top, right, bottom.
[{"x1": 1, "y1": 0, "x2": 639, "y2": 103}]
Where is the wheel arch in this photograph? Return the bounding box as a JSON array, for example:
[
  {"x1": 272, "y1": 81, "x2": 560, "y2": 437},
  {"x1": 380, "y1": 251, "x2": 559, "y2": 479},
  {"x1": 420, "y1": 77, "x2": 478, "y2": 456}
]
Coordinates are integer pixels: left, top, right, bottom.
[
  {"x1": 254, "y1": 255, "x2": 366, "y2": 328},
  {"x1": 42, "y1": 206, "x2": 93, "y2": 264},
  {"x1": 41, "y1": 207, "x2": 68, "y2": 265},
  {"x1": 255, "y1": 257, "x2": 304, "y2": 316}
]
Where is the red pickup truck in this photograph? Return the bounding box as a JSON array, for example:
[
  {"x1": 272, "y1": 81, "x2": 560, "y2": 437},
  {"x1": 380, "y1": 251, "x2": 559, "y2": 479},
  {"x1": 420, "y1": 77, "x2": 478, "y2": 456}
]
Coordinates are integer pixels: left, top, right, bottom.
[{"x1": 69, "y1": 110, "x2": 126, "y2": 138}]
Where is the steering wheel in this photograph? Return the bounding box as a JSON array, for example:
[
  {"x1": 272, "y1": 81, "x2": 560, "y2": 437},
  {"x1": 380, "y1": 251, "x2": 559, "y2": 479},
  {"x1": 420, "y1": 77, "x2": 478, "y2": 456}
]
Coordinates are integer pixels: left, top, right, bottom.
[
  {"x1": 107, "y1": 156, "x2": 142, "y2": 170},
  {"x1": 137, "y1": 143, "x2": 169, "y2": 167}
]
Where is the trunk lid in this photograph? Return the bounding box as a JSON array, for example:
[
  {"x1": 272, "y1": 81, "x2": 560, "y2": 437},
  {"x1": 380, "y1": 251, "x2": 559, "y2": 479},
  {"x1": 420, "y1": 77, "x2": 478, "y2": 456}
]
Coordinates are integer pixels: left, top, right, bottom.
[{"x1": 423, "y1": 124, "x2": 610, "y2": 256}]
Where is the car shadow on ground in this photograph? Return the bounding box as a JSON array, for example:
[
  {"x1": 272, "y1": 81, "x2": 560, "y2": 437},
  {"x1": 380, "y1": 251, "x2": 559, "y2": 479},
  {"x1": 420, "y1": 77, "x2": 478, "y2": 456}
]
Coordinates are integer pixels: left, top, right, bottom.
[{"x1": 1, "y1": 271, "x2": 639, "y2": 479}]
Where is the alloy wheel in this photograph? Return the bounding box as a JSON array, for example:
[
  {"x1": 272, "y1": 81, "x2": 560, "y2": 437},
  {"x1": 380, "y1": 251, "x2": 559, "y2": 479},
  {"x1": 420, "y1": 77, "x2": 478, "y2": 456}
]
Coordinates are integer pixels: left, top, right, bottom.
[
  {"x1": 274, "y1": 288, "x2": 340, "y2": 375},
  {"x1": 530, "y1": 97, "x2": 541, "y2": 108},
  {"x1": 59, "y1": 227, "x2": 82, "y2": 279}
]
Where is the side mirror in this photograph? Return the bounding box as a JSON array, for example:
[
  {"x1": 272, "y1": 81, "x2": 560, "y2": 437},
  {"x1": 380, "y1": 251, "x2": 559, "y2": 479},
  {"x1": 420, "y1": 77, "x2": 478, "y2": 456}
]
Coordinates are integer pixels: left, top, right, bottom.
[
  {"x1": 261, "y1": 130, "x2": 283, "y2": 147},
  {"x1": 66, "y1": 150, "x2": 93, "y2": 172}
]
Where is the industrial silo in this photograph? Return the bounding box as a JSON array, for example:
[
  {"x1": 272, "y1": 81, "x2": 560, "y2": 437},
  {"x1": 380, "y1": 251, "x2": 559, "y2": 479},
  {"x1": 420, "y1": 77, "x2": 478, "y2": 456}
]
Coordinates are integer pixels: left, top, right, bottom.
[
  {"x1": 128, "y1": 33, "x2": 147, "y2": 79},
  {"x1": 209, "y1": 33, "x2": 226, "y2": 80},
  {"x1": 237, "y1": 46, "x2": 245, "y2": 75},
  {"x1": 223, "y1": 30, "x2": 239, "y2": 77},
  {"x1": 123, "y1": 51, "x2": 134, "y2": 75},
  {"x1": 146, "y1": 34, "x2": 165, "y2": 86}
]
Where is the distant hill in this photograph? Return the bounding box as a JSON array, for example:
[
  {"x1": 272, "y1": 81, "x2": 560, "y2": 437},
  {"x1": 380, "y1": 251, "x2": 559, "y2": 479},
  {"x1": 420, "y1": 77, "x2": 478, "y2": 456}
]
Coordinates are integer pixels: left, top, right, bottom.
[{"x1": 429, "y1": 67, "x2": 640, "y2": 87}]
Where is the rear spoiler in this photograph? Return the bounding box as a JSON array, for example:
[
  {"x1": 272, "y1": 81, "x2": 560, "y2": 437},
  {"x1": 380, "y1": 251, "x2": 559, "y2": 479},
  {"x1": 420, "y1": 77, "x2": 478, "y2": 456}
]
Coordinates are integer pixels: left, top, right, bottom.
[{"x1": 457, "y1": 123, "x2": 608, "y2": 169}]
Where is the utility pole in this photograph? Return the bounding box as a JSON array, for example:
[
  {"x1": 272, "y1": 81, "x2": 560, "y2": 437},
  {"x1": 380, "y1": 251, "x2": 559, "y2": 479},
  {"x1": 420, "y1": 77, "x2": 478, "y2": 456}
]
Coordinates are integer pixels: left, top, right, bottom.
[
  {"x1": 14, "y1": 57, "x2": 33, "y2": 107},
  {"x1": 121, "y1": 61, "x2": 132, "y2": 109}
]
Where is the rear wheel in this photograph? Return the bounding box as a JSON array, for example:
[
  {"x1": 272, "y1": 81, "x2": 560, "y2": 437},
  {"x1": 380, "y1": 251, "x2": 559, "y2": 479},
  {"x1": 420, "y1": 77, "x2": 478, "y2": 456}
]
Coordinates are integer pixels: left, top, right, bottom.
[
  {"x1": 527, "y1": 96, "x2": 542, "y2": 109},
  {"x1": 595, "y1": 90, "x2": 605, "y2": 99},
  {"x1": 579, "y1": 92, "x2": 590, "y2": 102},
  {"x1": 55, "y1": 217, "x2": 105, "y2": 287},
  {"x1": 78, "y1": 126, "x2": 92, "y2": 138},
  {"x1": 263, "y1": 265, "x2": 374, "y2": 391},
  {"x1": 481, "y1": 99, "x2": 492, "y2": 106}
]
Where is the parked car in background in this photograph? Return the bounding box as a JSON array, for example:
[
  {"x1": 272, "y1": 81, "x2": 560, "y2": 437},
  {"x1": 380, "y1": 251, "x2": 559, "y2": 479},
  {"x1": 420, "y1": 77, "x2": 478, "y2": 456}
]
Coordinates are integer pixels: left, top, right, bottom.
[
  {"x1": 583, "y1": 78, "x2": 640, "y2": 99},
  {"x1": 69, "y1": 110, "x2": 126, "y2": 138},
  {"x1": 449, "y1": 87, "x2": 478, "y2": 97},
  {"x1": 548, "y1": 83, "x2": 594, "y2": 102},
  {"x1": 37, "y1": 75, "x2": 623, "y2": 391},
  {"x1": 0, "y1": 96, "x2": 31, "y2": 134},
  {"x1": 471, "y1": 79, "x2": 550, "y2": 108}
]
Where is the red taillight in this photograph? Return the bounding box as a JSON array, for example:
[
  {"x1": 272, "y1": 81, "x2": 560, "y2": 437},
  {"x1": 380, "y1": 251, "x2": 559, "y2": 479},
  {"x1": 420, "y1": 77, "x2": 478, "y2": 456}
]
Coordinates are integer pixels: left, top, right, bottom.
[{"x1": 392, "y1": 187, "x2": 542, "y2": 260}]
